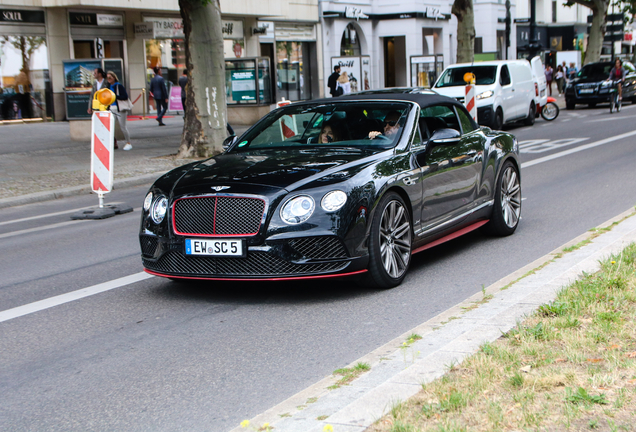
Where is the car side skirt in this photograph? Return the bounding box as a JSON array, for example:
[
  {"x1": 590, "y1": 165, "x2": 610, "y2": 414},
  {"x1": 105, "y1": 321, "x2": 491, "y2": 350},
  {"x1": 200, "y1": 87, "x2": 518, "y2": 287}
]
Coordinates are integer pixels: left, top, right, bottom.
[
  {"x1": 144, "y1": 268, "x2": 368, "y2": 281},
  {"x1": 411, "y1": 219, "x2": 489, "y2": 255}
]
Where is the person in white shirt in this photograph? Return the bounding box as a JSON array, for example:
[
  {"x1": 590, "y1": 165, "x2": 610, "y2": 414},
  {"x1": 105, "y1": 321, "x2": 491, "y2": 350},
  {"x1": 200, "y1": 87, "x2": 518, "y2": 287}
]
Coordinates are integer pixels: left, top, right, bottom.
[
  {"x1": 88, "y1": 68, "x2": 109, "y2": 115},
  {"x1": 337, "y1": 72, "x2": 352, "y2": 95}
]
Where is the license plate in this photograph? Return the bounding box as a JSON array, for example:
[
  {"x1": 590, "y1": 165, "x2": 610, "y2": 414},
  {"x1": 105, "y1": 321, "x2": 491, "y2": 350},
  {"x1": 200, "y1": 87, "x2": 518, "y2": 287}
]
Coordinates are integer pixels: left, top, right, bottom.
[
  {"x1": 579, "y1": 88, "x2": 594, "y2": 94},
  {"x1": 185, "y1": 238, "x2": 244, "y2": 257}
]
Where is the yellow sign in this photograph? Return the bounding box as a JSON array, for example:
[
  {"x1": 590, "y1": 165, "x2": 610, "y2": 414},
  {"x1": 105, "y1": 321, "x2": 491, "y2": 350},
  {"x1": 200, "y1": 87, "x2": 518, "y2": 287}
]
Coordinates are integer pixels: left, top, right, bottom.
[
  {"x1": 92, "y1": 88, "x2": 116, "y2": 111},
  {"x1": 463, "y1": 72, "x2": 476, "y2": 84}
]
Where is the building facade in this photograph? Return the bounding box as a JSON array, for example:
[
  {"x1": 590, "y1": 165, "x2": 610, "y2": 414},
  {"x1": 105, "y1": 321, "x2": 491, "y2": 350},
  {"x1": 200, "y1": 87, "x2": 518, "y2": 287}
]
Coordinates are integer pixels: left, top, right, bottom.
[{"x1": 0, "y1": 0, "x2": 320, "y2": 124}]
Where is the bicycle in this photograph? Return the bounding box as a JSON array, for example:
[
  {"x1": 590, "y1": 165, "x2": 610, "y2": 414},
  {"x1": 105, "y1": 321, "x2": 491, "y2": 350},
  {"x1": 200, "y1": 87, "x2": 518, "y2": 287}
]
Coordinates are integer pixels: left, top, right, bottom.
[{"x1": 609, "y1": 80, "x2": 622, "y2": 114}]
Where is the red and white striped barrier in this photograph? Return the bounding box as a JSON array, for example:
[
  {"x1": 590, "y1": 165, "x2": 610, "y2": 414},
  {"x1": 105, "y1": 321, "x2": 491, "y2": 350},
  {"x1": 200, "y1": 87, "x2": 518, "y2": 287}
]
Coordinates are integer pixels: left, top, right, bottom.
[
  {"x1": 464, "y1": 84, "x2": 477, "y2": 122},
  {"x1": 91, "y1": 111, "x2": 115, "y2": 194}
]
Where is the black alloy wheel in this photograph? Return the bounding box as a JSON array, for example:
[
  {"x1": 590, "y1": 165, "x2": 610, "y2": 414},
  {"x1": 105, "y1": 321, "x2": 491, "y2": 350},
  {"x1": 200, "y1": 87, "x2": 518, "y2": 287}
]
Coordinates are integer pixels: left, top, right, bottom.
[
  {"x1": 483, "y1": 161, "x2": 521, "y2": 236},
  {"x1": 363, "y1": 192, "x2": 412, "y2": 289}
]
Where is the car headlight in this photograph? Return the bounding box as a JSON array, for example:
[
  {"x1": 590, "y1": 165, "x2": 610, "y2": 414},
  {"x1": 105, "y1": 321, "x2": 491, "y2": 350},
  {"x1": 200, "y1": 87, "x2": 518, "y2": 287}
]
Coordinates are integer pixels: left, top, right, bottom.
[
  {"x1": 321, "y1": 190, "x2": 347, "y2": 212},
  {"x1": 281, "y1": 195, "x2": 315, "y2": 224},
  {"x1": 476, "y1": 90, "x2": 494, "y2": 100},
  {"x1": 601, "y1": 80, "x2": 611, "y2": 87},
  {"x1": 151, "y1": 196, "x2": 168, "y2": 224},
  {"x1": 143, "y1": 192, "x2": 153, "y2": 211}
]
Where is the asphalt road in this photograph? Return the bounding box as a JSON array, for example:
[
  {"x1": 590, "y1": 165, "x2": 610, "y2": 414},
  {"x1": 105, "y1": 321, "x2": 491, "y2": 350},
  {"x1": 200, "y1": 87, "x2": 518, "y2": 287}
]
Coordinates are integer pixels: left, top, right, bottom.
[{"x1": 1, "y1": 106, "x2": 636, "y2": 431}]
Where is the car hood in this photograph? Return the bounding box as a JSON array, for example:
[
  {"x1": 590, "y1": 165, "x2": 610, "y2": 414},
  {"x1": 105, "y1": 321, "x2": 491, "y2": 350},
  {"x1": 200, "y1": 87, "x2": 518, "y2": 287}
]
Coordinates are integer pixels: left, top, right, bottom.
[
  {"x1": 570, "y1": 76, "x2": 608, "y2": 85},
  {"x1": 171, "y1": 147, "x2": 380, "y2": 196}
]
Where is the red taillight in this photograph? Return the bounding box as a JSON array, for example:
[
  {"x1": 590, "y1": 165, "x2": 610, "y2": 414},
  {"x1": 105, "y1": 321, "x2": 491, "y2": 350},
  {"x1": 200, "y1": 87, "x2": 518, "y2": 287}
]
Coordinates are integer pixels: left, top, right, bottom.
[{"x1": 535, "y1": 83, "x2": 539, "y2": 96}]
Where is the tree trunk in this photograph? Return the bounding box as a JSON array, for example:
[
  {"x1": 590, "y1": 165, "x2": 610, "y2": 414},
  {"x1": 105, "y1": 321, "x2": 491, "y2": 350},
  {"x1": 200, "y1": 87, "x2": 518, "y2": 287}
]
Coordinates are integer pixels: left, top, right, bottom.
[
  {"x1": 178, "y1": 0, "x2": 228, "y2": 158},
  {"x1": 452, "y1": 0, "x2": 475, "y2": 64},
  {"x1": 585, "y1": 0, "x2": 608, "y2": 65}
]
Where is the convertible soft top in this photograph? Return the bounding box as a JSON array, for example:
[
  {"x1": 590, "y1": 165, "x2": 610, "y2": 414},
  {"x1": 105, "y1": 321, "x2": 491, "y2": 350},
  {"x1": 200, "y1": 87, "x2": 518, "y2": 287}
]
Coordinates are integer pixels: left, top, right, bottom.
[{"x1": 308, "y1": 92, "x2": 465, "y2": 111}]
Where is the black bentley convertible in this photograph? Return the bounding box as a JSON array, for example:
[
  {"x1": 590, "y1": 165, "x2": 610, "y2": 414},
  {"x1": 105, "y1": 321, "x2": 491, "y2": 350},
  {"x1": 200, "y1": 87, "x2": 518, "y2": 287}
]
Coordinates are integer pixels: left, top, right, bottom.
[{"x1": 140, "y1": 93, "x2": 521, "y2": 288}]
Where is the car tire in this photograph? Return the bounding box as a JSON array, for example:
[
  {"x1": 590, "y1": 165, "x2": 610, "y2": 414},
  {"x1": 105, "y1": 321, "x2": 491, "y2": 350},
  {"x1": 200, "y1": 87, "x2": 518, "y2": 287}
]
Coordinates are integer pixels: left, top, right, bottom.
[
  {"x1": 362, "y1": 192, "x2": 412, "y2": 289},
  {"x1": 491, "y1": 108, "x2": 503, "y2": 130},
  {"x1": 566, "y1": 100, "x2": 575, "y2": 110},
  {"x1": 523, "y1": 103, "x2": 536, "y2": 126},
  {"x1": 483, "y1": 161, "x2": 521, "y2": 237}
]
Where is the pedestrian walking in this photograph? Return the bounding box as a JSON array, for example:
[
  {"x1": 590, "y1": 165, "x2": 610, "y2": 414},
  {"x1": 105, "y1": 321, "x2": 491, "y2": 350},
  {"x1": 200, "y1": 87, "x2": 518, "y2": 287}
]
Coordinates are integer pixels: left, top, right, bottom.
[
  {"x1": 337, "y1": 72, "x2": 352, "y2": 95},
  {"x1": 178, "y1": 69, "x2": 188, "y2": 117},
  {"x1": 568, "y1": 62, "x2": 578, "y2": 80},
  {"x1": 328, "y1": 65, "x2": 341, "y2": 97},
  {"x1": 555, "y1": 65, "x2": 565, "y2": 96},
  {"x1": 106, "y1": 71, "x2": 133, "y2": 151},
  {"x1": 88, "y1": 68, "x2": 108, "y2": 114},
  {"x1": 545, "y1": 64, "x2": 554, "y2": 96},
  {"x1": 150, "y1": 67, "x2": 168, "y2": 126}
]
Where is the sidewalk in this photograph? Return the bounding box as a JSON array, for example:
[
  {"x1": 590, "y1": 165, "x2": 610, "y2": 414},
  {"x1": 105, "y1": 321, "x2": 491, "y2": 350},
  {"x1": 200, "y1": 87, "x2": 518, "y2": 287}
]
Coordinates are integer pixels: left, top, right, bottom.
[
  {"x1": 231, "y1": 208, "x2": 636, "y2": 432},
  {"x1": 0, "y1": 116, "x2": 249, "y2": 209}
]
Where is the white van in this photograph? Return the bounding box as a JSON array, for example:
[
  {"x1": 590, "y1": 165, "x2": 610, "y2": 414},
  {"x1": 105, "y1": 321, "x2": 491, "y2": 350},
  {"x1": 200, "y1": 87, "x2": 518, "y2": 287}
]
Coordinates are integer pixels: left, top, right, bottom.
[
  {"x1": 432, "y1": 60, "x2": 537, "y2": 129},
  {"x1": 530, "y1": 56, "x2": 548, "y2": 113}
]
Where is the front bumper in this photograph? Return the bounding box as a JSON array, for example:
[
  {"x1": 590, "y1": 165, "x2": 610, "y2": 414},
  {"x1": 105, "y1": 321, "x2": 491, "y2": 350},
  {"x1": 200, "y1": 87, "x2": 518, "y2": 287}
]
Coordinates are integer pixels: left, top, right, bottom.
[{"x1": 140, "y1": 234, "x2": 368, "y2": 280}]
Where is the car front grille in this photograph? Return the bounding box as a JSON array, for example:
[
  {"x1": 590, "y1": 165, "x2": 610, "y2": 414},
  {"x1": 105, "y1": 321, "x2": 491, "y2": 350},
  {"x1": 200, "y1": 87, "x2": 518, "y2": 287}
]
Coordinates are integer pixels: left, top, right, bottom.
[
  {"x1": 173, "y1": 196, "x2": 265, "y2": 236},
  {"x1": 289, "y1": 237, "x2": 348, "y2": 259},
  {"x1": 143, "y1": 250, "x2": 349, "y2": 277},
  {"x1": 140, "y1": 235, "x2": 159, "y2": 257}
]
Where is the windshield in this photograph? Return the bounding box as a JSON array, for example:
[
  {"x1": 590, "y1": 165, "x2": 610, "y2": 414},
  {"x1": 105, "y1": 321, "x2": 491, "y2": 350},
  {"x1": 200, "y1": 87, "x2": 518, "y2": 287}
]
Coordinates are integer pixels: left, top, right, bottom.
[
  {"x1": 231, "y1": 102, "x2": 412, "y2": 152},
  {"x1": 578, "y1": 63, "x2": 612, "y2": 80},
  {"x1": 435, "y1": 66, "x2": 498, "y2": 87}
]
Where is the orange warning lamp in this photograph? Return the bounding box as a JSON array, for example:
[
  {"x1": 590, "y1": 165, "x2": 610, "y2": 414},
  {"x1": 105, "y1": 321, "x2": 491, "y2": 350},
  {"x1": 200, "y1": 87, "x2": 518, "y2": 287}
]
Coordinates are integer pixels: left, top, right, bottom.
[
  {"x1": 93, "y1": 88, "x2": 116, "y2": 111},
  {"x1": 463, "y1": 72, "x2": 476, "y2": 85}
]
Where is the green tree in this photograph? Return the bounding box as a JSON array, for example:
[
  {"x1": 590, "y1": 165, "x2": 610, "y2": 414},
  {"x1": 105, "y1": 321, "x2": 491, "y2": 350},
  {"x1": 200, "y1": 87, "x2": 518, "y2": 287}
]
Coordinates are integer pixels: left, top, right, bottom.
[
  {"x1": 177, "y1": 0, "x2": 228, "y2": 158},
  {"x1": 565, "y1": 0, "x2": 610, "y2": 64},
  {"x1": 452, "y1": 0, "x2": 475, "y2": 63}
]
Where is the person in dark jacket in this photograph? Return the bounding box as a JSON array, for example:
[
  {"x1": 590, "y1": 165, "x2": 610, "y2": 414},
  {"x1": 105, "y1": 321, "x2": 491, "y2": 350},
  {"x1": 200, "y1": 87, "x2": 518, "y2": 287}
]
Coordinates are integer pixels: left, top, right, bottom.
[
  {"x1": 106, "y1": 71, "x2": 132, "y2": 150},
  {"x1": 178, "y1": 69, "x2": 188, "y2": 116},
  {"x1": 328, "y1": 65, "x2": 341, "y2": 97},
  {"x1": 149, "y1": 67, "x2": 168, "y2": 126}
]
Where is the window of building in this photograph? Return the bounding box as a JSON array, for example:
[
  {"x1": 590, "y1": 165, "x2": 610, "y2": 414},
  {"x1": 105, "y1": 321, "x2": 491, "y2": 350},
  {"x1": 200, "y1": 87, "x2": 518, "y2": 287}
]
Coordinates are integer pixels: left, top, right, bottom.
[
  {"x1": 276, "y1": 41, "x2": 311, "y2": 101},
  {"x1": 552, "y1": 1, "x2": 557, "y2": 23},
  {"x1": 475, "y1": 37, "x2": 483, "y2": 54},
  {"x1": 340, "y1": 23, "x2": 361, "y2": 56}
]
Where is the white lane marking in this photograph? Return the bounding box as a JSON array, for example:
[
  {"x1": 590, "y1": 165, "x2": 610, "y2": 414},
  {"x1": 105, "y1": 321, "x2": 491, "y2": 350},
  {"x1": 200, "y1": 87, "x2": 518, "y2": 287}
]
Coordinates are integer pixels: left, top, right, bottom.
[
  {"x1": 0, "y1": 203, "x2": 125, "y2": 227},
  {"x1": 0, "y1": 272, "x2": 154, "y2": 323},
  {"x1": 520, "y1": 138, "x2": 589, "y2": 154},
  {"x1": 0, "y1": 207, "x2": 139, "y2": 239},
  {"x1": 521, "y1": 129, "x2": 636, "y2": 169},
  {"x1": 589, "y1": 115, "x2": 636, "y2": 122},
  {"x1": 0, "y1": 220, "x2": 85, "y2": 239}
]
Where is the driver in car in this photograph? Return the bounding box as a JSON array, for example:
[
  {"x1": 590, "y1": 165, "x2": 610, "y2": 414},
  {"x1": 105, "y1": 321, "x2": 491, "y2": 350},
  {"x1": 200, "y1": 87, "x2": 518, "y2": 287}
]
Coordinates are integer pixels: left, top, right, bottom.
[{"x1": 369, "y1": 111, "x2": 401, "y2": 139}]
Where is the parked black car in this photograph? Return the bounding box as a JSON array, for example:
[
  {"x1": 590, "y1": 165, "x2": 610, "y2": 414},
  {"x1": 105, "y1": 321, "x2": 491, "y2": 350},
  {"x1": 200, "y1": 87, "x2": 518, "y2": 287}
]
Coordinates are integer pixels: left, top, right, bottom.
[
  {"x1": 140, "y1": 92, "x2": 521, "y2": 288},
  {"x1": 565, "y1": 61, "x2": 636, "y2": 109}
]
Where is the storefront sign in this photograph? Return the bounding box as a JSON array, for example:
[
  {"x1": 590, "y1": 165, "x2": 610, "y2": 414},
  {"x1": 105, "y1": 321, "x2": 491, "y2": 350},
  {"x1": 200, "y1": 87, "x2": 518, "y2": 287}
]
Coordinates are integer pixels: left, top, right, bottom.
[
  {"x1": 222, "y1": 20, "x2": 244, "y2": 39},
  {"x1": 143, "y1": 17, "x2": 244, "y2": 40},
  {"x1": 345, "y1": 7, "x2": 369, "y2": 21},
  {"x1": 425, "y1": 7, "x2": 444, "y2": 20},
  {"x1": 254, "y1": 21, "x2": 274, "y2": 41},
  {"x1": 134, "y1": 22, "x2": 155, "y2": 38},
  {"x1": 95, "y1": 38, "x2": 105, "y2": 59},
  {"x1": 275, "y1": 24, "x2": 316, "y2": 41},
  {"x1": 97, "y1": 14, "x2": 123, "y2": 26},
  {"x1": 143, "y1": 17, "x2": 185, "y2": 38},
  {"x1": 69, "y1": 12, "x2": 123, "y2": 26},
  {"x1": 0, "y1": 9, "x2": 45, "y2": 23}
]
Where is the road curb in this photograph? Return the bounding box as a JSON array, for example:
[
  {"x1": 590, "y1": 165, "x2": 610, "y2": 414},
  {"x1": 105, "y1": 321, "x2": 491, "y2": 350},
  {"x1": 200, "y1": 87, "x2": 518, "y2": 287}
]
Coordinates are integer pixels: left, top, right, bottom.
[
  {"x1": 231, "y1": 207, "x2": 636, "y2": 432},
  {"x1": 0, "y1": 172, "x2": 162, "y2": 210}
]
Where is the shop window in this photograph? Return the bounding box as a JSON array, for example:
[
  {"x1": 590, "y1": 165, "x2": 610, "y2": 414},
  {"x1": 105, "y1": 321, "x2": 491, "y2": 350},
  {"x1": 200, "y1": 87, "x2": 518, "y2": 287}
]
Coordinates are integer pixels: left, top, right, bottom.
[
  {"x1": 0, "y1": 36, "x2": 50, "y2": 120},
  {"x1": 276, "y1": 41, "x2": 311, "y2": 101},
  {"x1": 145, "y1": 39, "x2": 186, "y2": 113},
  {"x1": 340, "y1": 23, "x2": 361, "y2": 56},
  {"x1": 475, "y1": 37, "x2": 483, "y2": 54}
]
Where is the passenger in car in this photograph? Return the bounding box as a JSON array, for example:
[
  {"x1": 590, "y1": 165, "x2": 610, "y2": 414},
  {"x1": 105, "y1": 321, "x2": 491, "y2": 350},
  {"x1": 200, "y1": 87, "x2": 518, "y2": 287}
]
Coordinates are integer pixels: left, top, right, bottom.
[
  {"x1": 319, "y1": 121, "x2": 342, "y2": 143},
  {"x1": 368, "y1": 111, "x2": 402, "y2": 139}
]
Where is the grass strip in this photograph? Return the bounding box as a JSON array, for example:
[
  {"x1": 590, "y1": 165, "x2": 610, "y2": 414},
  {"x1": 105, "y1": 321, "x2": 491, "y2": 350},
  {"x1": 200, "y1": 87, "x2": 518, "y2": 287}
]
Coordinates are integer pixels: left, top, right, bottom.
[{"x1": 368, "y1": 243, "x2": 636, "y2": 432}]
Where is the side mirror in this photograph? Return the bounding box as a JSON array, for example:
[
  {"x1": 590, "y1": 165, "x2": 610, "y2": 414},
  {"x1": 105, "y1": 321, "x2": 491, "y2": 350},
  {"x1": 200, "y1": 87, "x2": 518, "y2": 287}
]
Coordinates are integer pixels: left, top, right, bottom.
[
  {"x1": 223, "y1": 135, "x2": 238, "y2": 150},
  {"x1": 429, "y1": 128, "x2": 461, "y2": 146}
]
